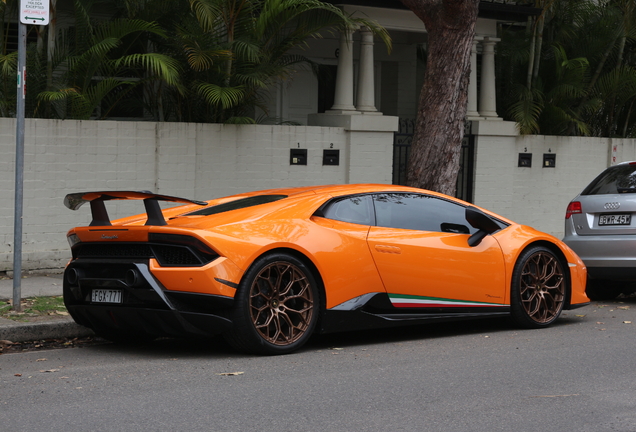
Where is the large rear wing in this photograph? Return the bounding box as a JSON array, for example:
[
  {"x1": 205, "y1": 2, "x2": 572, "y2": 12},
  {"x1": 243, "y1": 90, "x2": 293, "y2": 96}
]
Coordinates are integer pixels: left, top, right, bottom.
[{"x1": 64, "y1": 191, "x2": 208, "y2": 226}]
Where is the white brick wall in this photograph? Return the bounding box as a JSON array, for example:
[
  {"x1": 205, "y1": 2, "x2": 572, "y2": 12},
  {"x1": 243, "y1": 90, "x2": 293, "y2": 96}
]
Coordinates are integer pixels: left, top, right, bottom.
[
  {"x1": 4, "y1": 116, "x2": 632, "y2": 271},
  {"x1": 472, "y1": 123, "x2": 616, "y2": 238},
  {"x1": 0, "y1": 118, "x2": 394, "y2": 271}
]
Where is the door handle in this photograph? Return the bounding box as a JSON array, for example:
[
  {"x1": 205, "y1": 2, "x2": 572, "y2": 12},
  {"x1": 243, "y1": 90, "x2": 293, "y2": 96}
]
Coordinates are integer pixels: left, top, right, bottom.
[{"x1": 374, "y1": 245, "x2": 401, "y2": 254}]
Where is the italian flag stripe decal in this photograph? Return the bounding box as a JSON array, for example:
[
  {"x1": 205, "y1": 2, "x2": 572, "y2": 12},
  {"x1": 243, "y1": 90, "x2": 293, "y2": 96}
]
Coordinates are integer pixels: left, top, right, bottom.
[{"x1": 389, "y1": 294, "x2": 507, "y2": 308}]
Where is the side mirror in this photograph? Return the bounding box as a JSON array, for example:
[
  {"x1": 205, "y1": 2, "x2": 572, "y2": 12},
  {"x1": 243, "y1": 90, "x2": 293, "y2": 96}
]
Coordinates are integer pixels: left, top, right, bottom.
[{"x1": 465, "y1": 207, "x2": 500, "y2": 247}]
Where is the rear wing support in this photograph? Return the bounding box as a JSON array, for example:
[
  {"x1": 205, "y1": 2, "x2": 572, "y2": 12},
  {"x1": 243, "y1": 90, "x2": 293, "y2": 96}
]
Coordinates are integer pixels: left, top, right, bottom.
[{"x1": 64, "y1": 191, "x2": 208, "y2": 227}]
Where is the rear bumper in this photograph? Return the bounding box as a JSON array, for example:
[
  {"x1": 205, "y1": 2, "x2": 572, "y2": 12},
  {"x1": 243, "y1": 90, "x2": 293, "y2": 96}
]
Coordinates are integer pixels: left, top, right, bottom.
[
  {"x1": 64, "y1": 261, "x2": 235, "y2": 338},
  {"x1": 586, "y1": 267, "x2": 636, "y2": 281},
  {"x1": 563, "y1": 233, "x2": 636, "y2": 275},
  {"x1": 67, "y1": 305, "x2": 232, "y2": 338}
]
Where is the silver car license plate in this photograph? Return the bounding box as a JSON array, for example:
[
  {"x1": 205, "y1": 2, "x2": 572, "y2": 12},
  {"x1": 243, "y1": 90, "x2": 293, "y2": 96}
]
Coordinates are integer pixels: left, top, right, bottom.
[
  {"x1": 599, "y1": 214, "x2": 631, "y2": 226},
  {"x1": 91, "y1": 289, "x2": 123, "y2": 303}
]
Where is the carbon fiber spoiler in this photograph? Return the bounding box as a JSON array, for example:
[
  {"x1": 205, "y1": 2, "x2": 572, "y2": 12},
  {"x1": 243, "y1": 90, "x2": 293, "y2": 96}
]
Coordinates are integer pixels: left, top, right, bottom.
[{"x1": 64, "y1": 191, "x2": 208, "y2": 226}]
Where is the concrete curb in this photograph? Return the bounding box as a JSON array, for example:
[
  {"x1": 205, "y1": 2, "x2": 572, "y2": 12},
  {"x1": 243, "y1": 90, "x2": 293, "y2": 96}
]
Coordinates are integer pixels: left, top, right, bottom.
[
  {"x1": 0, "y1": 317, "x2": 94, "y2": 343},
  {"x1": 0, "y1": 274, "x2": 90, "y2": 343}
]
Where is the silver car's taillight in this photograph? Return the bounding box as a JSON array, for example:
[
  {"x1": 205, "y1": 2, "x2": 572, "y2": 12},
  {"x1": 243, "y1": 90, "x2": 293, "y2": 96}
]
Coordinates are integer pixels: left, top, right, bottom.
[{"x1": 566, "y1": 201, "x2": 582, "y2": 219}]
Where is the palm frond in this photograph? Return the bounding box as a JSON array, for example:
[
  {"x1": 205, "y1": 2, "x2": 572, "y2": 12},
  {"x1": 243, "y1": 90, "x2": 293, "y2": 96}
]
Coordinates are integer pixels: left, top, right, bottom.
[
  {"x1": 189, "y1": 0, "x2": 223, "y2": 33},
  {"x1": 113, "y1": 53, "x2": 181, "y2": 86},
  {"x1": 0, "y1": 52, "x2": 17, "y2": 76},
  {"x1": 508, "y1": 84, "x2": 545, "y2": 134},
  {"x1": 196, "y1": 82, "x2": 245, "y2": 109},
  {"x1": 93, "y1": 18, "x2": 167, "y2": 41},
  {"x1": 541, "y1": 104, "x2": 590, "y2": 135}
]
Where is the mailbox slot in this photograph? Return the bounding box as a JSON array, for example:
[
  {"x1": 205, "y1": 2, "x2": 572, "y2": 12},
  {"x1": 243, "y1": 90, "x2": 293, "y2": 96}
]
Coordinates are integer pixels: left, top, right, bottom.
[
  {"x1": 518, "y1": 153, "x2": 532, "y2": 167},
  {"x1": 323, "y1": 149, "x2": 340, "y2": 166},
  {"x1": 543, "y1": 153, "x2": 556, "y2": 168},
  {"x1": 290, "y1": 148, "x2": 307, "y2": 165}
]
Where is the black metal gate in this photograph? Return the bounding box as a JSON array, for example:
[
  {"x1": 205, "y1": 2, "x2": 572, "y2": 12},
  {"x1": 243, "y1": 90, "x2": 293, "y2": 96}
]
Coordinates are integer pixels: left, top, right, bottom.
[{"x1": 392, "y1": 119, "x2": 475, "y2": 203}]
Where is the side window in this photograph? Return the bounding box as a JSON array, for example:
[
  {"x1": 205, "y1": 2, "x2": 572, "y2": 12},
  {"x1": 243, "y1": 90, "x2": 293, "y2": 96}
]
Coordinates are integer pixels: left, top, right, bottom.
[
  {"x1": 321, "y1": 195, "x2": 374, "y2": 226},
  {"x1": 373, "y1": 193, "x2": 476, "y2": 234}
]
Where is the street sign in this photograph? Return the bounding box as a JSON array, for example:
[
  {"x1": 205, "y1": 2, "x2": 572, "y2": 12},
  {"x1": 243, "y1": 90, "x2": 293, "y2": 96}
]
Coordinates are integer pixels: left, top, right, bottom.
[{"x1": 19, "y1": 0, "x2": 50, "y2": 26}]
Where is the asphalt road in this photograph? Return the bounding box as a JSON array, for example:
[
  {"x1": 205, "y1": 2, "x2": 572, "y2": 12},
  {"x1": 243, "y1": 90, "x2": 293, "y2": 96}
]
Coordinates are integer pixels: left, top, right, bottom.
[{"x1": 1, "y1": 298, "x2": 635, "y2": 432}]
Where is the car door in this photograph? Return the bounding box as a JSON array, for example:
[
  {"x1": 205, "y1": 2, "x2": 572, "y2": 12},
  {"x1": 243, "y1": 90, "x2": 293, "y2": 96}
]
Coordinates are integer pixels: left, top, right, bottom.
[{"x1": 367, "y1": 193, "x2": 507, "y2": 309}]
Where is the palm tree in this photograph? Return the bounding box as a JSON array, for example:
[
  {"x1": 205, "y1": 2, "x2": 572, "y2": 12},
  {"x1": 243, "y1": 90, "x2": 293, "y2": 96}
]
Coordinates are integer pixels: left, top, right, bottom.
[
  {"x1": 163, "y1": 0, "x2": 391, "y2": 124},
  {"x1": 3, "y1": 0, "x2": 389, "y2": 123},
  {"x1": 497, "y1": 0, "x2": 636, "y2": 137},
  {"x1": 36, "y1": 0, "x2": 180, "y2": 120},
  {"x1": 0, "y1": 0, "x2": 18, "y2": 117}
]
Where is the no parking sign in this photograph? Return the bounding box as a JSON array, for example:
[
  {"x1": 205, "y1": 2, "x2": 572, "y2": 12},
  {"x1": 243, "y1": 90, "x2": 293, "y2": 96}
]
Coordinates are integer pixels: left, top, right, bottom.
[{"x1": 19, "y1": 0, "x2": 50, "y2": 25}]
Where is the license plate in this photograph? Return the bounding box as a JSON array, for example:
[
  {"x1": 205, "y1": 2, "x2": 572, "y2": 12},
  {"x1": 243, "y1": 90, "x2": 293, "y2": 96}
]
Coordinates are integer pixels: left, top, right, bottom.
[
  {"x1": 91, "y1": 289, "x2": 123, "y2": 303},
  {"x1": 599, "y1": 214, "x2": 631, "y2": 226}
]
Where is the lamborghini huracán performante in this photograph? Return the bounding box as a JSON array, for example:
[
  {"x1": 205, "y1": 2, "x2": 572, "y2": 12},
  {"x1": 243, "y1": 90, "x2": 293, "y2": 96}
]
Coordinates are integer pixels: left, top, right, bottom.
[{"x1": 63, "y1": 185, "x2": 589, "y2": 354}]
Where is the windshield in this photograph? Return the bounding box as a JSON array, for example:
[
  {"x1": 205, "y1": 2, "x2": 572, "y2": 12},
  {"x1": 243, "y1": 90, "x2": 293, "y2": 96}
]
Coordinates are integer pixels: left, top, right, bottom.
[{"x1": 186, "y1": 195, "x2": 288, "y2": 216}]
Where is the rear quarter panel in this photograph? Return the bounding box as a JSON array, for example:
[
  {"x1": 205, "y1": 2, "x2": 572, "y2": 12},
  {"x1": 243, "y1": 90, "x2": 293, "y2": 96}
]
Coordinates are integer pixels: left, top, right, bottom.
[{"x1": 206, "y1": 216, "x2": 386, "y2": 309}]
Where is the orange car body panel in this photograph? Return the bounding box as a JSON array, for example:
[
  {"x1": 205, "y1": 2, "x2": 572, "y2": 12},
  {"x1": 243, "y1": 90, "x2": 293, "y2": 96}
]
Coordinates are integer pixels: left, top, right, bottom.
[
  {"x1": 66, "y1": 183, "x2": 589, "y2": 313},
  {"x1": 149, "y1": 258, "x2": 239, "y2": 298},
  {"x1": 492, "y1": 224, "x2": 588, "y2": 306},
  {"x1": 367, "y1": 228, "x2": 507, "y2": 305}
]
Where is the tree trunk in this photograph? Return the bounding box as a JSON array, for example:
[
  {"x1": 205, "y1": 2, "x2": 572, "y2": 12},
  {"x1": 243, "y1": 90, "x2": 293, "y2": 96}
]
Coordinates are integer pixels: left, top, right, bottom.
[
  {"x1": 531, "y1": 14, "x2": 544, "y2": 88},
  {"x1": 399, "y1": 0, "x2": 479, "y2": 196},
  {"x1": 526, "y1": 16, "x2": 536, "y2": 90}
]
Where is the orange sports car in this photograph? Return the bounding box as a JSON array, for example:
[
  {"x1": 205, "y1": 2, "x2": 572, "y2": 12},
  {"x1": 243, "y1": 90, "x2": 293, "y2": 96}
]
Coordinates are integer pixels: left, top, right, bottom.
[{"x1": 63, "y1": 184, "x2": 589, "y2": 354}]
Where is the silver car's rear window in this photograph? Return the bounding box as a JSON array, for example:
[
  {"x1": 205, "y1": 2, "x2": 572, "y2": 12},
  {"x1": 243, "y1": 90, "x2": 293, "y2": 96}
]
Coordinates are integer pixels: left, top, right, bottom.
[{"x1": 582, "y1": 164, "x2": 636, "y2": 195}]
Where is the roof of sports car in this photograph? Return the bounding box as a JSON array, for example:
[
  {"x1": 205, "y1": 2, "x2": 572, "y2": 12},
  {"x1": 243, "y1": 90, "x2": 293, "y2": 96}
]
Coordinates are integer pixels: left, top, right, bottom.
[
  {"x1": 231, "y1": 183, "x2": 420, "y2": 197},
  {"x1": 104, "y1": 184, "x2": 430, "y2": 227},
  {"x1": 71, "y1": 184, "x2": 511, "y2": 229}
]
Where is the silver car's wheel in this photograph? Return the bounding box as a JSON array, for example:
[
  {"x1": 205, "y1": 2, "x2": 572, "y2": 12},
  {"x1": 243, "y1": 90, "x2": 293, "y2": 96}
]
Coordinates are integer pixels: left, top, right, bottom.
[{"x1": 510, "y1": 246, "x2": 566, "y2": 328}]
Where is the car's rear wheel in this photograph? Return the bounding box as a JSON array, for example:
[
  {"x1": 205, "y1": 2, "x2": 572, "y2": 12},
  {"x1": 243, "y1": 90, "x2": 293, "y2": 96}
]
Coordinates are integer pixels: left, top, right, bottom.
[
  {"x1": 224, "y1": 253, "x2": 320, "y2": 355},
  {"x1": 510, "y1": 246, "x2": 566, "y2": 328}
]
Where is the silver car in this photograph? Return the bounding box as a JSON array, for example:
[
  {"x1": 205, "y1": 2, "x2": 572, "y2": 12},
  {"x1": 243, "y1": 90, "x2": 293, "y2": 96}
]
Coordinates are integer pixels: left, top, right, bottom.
[{"x1": 564, "y1": 161, "x2": 636, "y2": 299}]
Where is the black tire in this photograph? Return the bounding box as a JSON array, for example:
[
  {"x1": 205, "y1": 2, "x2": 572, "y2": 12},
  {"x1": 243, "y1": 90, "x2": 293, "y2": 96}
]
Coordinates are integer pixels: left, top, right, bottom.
[
  {"x1": 510, "y1": 246, "x2": 567, "y2": 329},
  {"x1": 223, "y1": 253, "x2": 320, "y2": 355},
  {"x1": 586, "y1": 279, "x2": 625, "y2": 301}
]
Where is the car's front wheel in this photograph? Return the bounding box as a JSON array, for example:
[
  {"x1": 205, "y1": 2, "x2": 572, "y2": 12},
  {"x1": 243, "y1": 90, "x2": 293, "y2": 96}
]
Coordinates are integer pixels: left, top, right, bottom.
[
  {"x1": 510, "y1": 246, "x2": 566, "y2": 328},
  {"x1": 224, "y1": 252, "x2": 320, "y2": 355}
]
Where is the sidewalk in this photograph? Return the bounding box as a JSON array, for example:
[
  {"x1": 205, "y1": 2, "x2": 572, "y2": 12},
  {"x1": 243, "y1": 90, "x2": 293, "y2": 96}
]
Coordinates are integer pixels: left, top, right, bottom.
[{"x1": 0, "y1": 274, "x2": 94, "y2": 343}]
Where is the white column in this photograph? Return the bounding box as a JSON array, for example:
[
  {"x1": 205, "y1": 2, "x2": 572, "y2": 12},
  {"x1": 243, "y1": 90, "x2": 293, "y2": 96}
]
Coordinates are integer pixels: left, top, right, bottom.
[
  {"x1": 467, "y1": 36, "x2": 482, "y2": 119},
  {"x1": 330, "y1": 28, "x2": 357, "y2": 112},
  {"x1": 478, "y1": 37, "x2": 501, "y2": 119},
  {"x1": 356, "y1": 27, "x2": 379, "y2": 114}
]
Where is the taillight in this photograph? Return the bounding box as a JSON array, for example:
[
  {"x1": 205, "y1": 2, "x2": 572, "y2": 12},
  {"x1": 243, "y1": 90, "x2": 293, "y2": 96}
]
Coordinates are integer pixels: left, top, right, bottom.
[{"x1": 566, "y1": 201, "x2": 582, "y2": 219}]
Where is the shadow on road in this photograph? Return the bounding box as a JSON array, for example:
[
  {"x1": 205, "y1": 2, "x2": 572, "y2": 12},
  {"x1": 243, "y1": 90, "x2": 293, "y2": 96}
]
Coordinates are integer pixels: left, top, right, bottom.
[
  {"x1": 85, "y1": 312, "x2": 587, "y2": 358},
  {"x1": 26, "y1": 297, "x2": 629, "y2": 358}
]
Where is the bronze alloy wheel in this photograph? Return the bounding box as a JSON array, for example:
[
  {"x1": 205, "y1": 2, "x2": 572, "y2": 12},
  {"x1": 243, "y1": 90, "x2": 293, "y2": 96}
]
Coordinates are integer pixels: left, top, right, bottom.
[
  {"x1": 249, "y1": 261, "x2": 314, "y2": 345},
  {"x1": 519, "y1": 251, "x2": 565, "y2": 323},
  {"x1": 511, "y1": 246, "x2": 566, "y2": 328}
]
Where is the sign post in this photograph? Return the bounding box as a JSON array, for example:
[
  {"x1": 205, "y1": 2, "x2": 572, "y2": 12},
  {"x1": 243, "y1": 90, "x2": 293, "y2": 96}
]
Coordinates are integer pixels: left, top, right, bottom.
[{"x1": 13, "y1": 0, "x2": 50, "y2": 312}]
